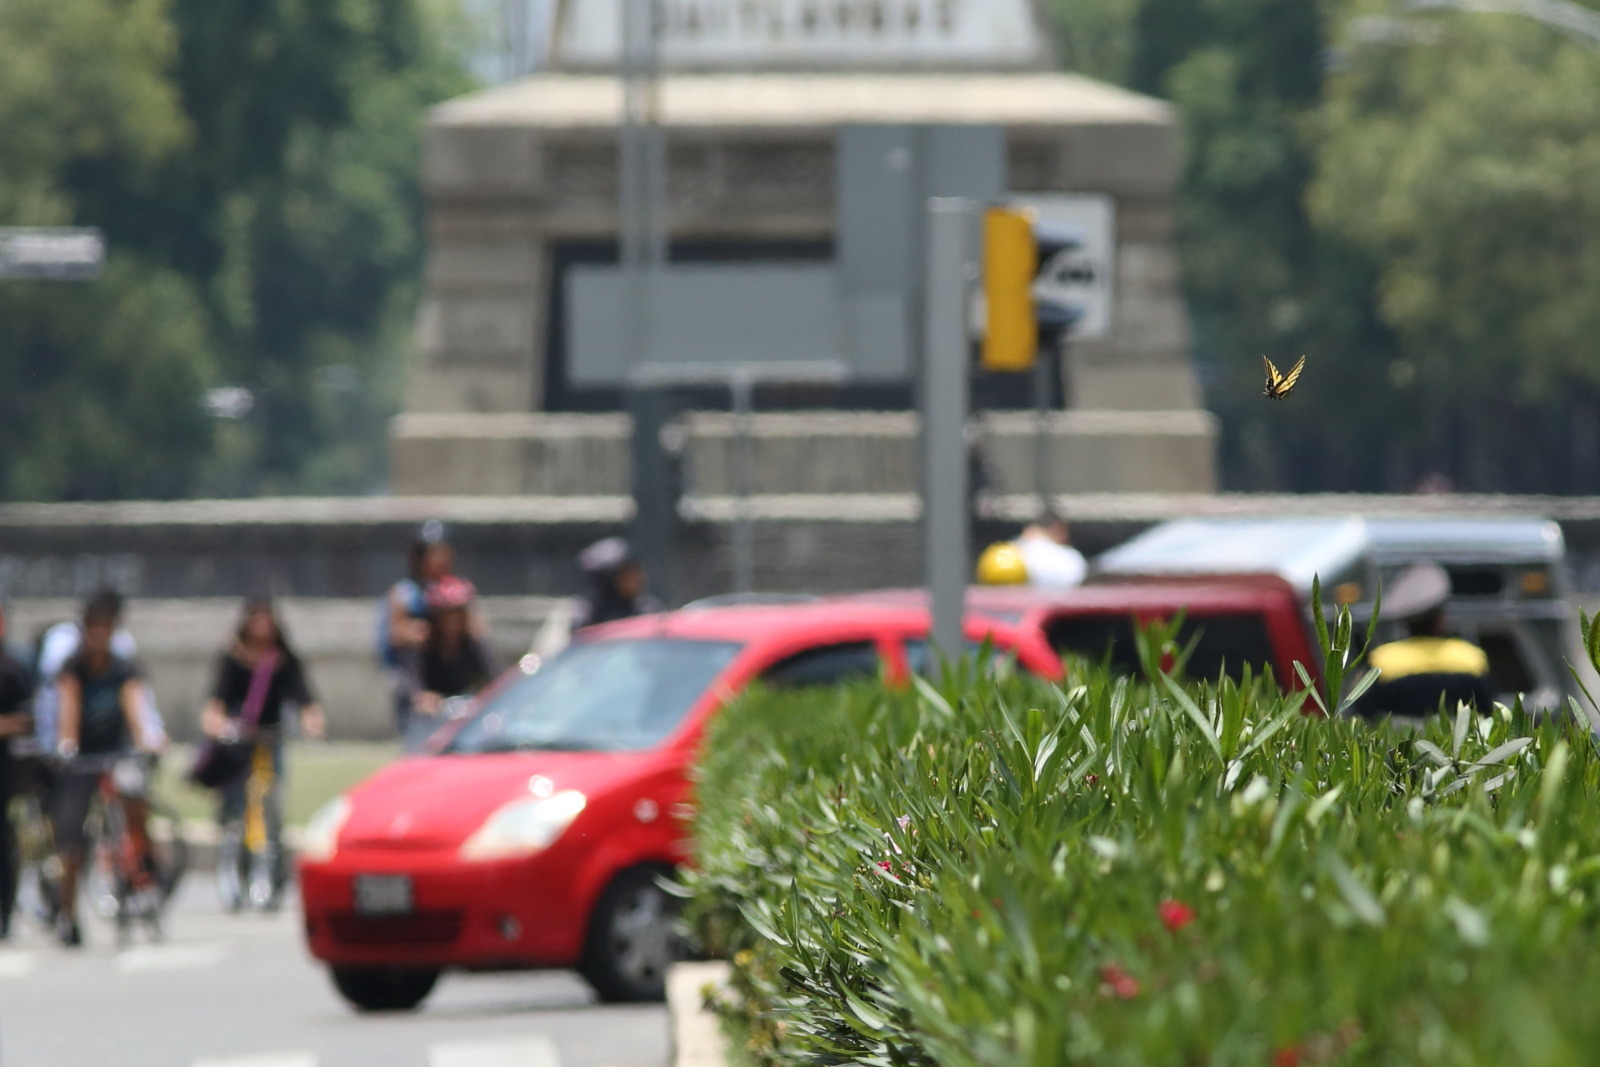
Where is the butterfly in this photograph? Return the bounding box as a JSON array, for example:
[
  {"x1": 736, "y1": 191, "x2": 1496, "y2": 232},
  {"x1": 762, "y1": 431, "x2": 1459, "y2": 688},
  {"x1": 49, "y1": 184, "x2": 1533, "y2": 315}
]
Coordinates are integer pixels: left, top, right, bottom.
[{"x1": 1261, "y1": 354, "x2": 1306, "y2": 400}]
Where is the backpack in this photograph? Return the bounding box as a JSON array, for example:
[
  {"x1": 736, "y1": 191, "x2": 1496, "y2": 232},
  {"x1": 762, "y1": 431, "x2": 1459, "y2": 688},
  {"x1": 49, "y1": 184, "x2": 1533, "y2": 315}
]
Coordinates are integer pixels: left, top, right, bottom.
[{"x1": 375, "y1": 579, "x2": 427, "y2": 668}]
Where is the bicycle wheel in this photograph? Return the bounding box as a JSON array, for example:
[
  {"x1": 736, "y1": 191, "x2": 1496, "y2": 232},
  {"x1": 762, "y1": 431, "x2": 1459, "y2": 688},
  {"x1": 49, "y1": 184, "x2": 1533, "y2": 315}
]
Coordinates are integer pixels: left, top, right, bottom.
[
  {"x1": 145, "y1": 802, "x2": 188, "y2": 907},
  {"x1": 83, "y1": 803, "x2": 125, "y2": 925},
  {"x1": 10, "y1": 797, "x2": 60, "y2": 929}
]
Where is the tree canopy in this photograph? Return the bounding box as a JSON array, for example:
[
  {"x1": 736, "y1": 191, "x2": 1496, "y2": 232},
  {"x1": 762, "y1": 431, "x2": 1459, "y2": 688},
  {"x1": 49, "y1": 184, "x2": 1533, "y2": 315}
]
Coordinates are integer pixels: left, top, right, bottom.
[
  {"x1": 0, "y1": 0, "x2": 469, "y2": 501},
  {"x1": 1048, "y1": 0, "x2": 1600, "y2": 493}
]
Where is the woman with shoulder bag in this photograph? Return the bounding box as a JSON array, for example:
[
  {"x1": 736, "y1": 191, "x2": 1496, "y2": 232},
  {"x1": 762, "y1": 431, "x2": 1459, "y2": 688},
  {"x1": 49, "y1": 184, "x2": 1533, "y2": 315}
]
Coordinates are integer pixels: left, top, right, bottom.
[{"x1": 193, "y1": 599, "x2": 324, "y2": 911}]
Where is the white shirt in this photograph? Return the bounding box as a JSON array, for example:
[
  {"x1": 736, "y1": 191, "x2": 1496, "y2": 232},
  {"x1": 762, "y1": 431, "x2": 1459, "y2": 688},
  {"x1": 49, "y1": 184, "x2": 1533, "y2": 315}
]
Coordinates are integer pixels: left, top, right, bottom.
[{"x1": 1015, "y1": 531, "x2": 1088, "y2": 590}]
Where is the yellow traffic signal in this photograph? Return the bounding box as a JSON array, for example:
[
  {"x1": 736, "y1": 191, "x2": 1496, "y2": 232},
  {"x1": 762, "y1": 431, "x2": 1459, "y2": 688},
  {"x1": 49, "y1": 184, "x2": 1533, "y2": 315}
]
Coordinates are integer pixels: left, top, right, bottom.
[{"x1": 981, "y1": 207, "x2": 1038, "y2": 372}]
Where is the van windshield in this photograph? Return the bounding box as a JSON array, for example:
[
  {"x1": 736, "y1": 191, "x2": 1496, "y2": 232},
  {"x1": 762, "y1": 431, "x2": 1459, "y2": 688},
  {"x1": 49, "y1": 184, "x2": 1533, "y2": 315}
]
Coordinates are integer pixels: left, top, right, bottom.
[{"x1": 445, "y1": 638, "x2": 743, "y2": 754}]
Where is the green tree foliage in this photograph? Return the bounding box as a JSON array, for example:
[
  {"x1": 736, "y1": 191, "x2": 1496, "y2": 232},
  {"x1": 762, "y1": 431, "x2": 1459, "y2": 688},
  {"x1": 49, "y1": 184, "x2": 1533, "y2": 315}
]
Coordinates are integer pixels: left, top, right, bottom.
[
  {"x1": 1048, "y1": 0, "x2": 1600, "y2": 492},
  {"x1": 0, "y1": 0, "x2": 470, "y2": 501},
  {"x1": 1124, "y1": 0, "x2": 1411, "y2": 492},
  {"x1": 0, "y1": 0, "x2": 216, "y2": 501},
  {"x1": 1313, "y1": 6, "x2": 1600, "y2": 492}
]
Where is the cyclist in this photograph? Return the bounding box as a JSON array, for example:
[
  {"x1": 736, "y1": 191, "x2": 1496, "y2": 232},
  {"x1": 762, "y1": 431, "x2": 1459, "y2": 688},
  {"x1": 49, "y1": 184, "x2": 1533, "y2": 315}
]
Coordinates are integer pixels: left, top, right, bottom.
[
  {"x1": 199, "y1": 599, "x2": 324, "y2": 909},
  {"x1": 406, "y1": 577, "x2": 495, "y2": 752},
  {"x1": 53, "y1": 593, "x2": 155, "y2": 947},
  {"x1": 34, "y1": 588, "x2": 166, "y2": 756},
  {"x1": 0, "y1": 597, "x2": 36, "y2": 940}
]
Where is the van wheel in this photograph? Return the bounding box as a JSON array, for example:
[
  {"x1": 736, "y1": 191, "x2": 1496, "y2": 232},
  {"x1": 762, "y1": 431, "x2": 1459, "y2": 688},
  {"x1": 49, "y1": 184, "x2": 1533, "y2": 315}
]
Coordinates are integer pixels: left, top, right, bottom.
[
  {"x1": 329, "y1": 965, "x2": 440, "y2": 1012},
  {"x1": 580, "y1": 866, "x2": 682, "y2": 1002}
]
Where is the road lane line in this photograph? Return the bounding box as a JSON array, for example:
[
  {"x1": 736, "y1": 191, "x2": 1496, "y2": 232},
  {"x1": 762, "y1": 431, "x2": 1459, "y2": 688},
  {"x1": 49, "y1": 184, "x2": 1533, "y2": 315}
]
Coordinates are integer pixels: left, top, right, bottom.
[
  {"x1": 115, "y1": 942, "x2": 229, "y2": 973},
  {"x1": 0, "y1": 949, "x2": 38, "y2": 979},
  {"x1": 428, "y1": 1035, "x2": 560, "y2": 1067},
  {"x1": 190, "y1": 1053, "x2": 317, "y2": 1067}
]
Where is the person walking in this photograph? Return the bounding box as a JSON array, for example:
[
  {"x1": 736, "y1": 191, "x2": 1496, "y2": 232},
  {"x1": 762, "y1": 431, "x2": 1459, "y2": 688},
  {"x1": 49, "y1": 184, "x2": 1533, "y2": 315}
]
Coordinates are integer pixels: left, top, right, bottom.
[
  {"x1": 0, "y1": 598, "x2": 35, "y2": 941},
  {"x1": 406, "y1": 577, "x2": 495, "y2": 752},
  {"x1": 198, "y1": 599, "x2": 324, "y2": 910},
  {"x1": 1352, "y1": 563, "x2": 1497, "y2": 719},
  {"x1": 575, "y1": 537, "x2": 662, "y2": 629},
  {"x1": 53, "y1": 594, "x2": 155, "y2": 947}
]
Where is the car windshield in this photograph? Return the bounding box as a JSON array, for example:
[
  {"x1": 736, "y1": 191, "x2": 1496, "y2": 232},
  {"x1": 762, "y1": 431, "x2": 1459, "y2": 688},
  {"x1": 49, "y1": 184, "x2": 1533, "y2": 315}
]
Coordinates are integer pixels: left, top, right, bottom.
[{"x1": 445, "y1": 638, "x2": 743, "y2": 755}]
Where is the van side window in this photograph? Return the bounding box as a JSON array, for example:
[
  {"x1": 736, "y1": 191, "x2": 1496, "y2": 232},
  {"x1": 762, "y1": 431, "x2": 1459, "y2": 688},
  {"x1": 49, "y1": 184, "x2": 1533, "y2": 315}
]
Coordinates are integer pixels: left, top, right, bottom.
[
  {"x1": 1178, "y1": 613, "x2": 1275, "y2": 683},
  {"x1": 762, "y1": 641, "x2": 882, "y2": 688},
  {"x1": 1044, "y1": 615, "x2": 1141, "y2": 674}
]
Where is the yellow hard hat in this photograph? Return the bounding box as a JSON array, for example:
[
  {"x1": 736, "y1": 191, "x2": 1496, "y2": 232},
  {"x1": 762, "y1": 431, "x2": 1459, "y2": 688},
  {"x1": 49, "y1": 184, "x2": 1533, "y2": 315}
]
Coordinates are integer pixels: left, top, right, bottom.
[{"x1": 977, "y1": 541, "x2": 1029, "y2": 585}]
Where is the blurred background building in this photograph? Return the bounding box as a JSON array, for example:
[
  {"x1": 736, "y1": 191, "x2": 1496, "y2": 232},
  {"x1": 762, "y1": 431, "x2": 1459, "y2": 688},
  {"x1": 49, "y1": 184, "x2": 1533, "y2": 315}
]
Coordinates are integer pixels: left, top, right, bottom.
[{"x1": 390, "y1": 0, "x2": 1219, "y2": 499}]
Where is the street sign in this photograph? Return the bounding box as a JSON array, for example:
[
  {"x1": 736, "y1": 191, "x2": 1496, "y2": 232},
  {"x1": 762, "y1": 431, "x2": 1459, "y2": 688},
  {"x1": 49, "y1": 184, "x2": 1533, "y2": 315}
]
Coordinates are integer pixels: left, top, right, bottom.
[
  {"x1": 1008, "y1": 195, "x2": 1114, "y2": 340},
  {"x1": 0, "y1": 228, "x2": 105, "y2": 282}
]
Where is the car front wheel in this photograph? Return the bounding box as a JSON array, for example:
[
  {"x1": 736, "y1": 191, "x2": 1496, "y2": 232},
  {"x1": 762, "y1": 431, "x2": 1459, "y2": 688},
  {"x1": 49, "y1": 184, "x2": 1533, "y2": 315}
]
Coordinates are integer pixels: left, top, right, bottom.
[
  {"x1": 329, "y1": 965, "x2": 441, "y2": 1012},
  {"x1": 580, "y1": 865, "x2": 682, "y2": 1002}
]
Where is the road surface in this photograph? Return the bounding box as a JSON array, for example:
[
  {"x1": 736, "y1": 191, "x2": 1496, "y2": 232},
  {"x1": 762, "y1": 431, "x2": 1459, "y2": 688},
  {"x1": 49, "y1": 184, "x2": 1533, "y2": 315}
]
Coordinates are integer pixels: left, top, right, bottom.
[{"x1": 0, "y1": 875, "x2": 669, "y2": 1067}]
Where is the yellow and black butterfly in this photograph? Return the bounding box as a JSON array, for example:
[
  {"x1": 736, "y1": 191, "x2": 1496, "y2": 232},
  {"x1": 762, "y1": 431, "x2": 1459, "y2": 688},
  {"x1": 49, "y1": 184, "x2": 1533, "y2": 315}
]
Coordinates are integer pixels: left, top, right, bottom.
[{"x1": 1261, "y1": 354, "x2": 1306, "y2": 400}]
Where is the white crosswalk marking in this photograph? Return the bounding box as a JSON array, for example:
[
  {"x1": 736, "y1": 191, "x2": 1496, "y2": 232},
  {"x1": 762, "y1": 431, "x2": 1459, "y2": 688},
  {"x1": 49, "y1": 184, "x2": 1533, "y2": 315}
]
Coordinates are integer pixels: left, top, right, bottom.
[
  {"x1": 190, "y1": 1053, "x2": 317, "y2": 1067},
  {"x1": 428, "y1": 1035, "x2": 561, "y2": 1067},
  {"x1": 115, "y1": 942, "x2": 229, "y2": 973},
  {"x1": 0, "y1": 949, "x2": 38, "y2": 979}
]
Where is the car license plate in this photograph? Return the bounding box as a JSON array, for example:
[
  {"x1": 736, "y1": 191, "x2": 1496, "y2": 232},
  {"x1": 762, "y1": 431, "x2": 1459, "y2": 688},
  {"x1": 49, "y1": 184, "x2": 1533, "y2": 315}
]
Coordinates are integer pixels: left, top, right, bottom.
[{"x1": 353, "y1": 874, "x2": 413, "y2": 915}]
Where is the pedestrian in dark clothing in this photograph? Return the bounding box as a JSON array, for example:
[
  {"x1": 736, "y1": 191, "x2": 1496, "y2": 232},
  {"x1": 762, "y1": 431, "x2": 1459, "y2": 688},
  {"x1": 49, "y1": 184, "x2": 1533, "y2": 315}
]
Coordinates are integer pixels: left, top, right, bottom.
[
  {"x1": 575, "y1": 537, "x2": 663, "y2": 629},
  {"x1": 406, "y1": 577, "x2": 495, "y2": 752},
  {"x1": 0, "y1": 600, "x2": 36, "y2": 940},
  {"x1": 1352, "y1": 563, "x2": 1498, "y2": 719}
]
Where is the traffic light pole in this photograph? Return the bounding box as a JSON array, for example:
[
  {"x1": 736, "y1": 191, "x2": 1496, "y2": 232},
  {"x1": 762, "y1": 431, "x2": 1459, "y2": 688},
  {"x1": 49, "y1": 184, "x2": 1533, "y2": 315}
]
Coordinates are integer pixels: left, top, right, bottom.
[
  {"x1": 1033, "y1": 344, "x2": 1052, "y2": 518},
  {"x1": 923, "y1": 199, "x2": 976, "y2": 659}
]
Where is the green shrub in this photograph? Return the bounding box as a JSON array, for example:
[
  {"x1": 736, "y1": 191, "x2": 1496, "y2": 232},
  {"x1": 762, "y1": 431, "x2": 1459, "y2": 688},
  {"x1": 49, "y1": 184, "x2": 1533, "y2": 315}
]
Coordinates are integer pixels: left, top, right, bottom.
[{"x1": 686, "y1": 652, "x2": 1600, "y2": 1065}]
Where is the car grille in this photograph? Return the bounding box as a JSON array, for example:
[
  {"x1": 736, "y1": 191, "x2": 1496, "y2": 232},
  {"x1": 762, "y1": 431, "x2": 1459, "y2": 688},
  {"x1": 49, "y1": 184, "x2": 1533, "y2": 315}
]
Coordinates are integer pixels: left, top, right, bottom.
[
  {"x1": 340, "y1": 836, "x2": 457, "y2": 853},
  {"x1": 326, "y1": 910, "x2": 465, "y2": 947}
]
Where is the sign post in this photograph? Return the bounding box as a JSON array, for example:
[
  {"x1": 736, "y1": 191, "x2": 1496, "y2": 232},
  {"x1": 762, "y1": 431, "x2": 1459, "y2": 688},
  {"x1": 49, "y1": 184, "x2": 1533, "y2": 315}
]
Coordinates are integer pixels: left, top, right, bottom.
[
  {"x1": 628, "y1": 359, "x2": 848, "y2": 595},
  {"x1": 923, "y1": 198, "x2": 977, "y2": 659}
]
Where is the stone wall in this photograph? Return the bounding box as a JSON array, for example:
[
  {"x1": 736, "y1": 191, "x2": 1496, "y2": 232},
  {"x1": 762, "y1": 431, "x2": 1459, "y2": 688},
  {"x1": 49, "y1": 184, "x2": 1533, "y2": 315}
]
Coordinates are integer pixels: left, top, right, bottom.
[{"x1": 390, "y1": 409, "x2": 1220, "y2": 497}]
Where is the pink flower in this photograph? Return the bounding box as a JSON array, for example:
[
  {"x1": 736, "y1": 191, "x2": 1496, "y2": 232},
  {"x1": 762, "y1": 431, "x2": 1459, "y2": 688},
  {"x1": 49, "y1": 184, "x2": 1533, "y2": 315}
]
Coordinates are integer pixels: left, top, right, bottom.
[
  {"x1": 877, "y1": 860, "x2": 893, "y2": 872},
  {"x1": 1098, "y1": 963, "x2": 1141, "y2": 1000},
  {"x1": 1159, "y1": 898, "x2": 1196, "y2": 933}
]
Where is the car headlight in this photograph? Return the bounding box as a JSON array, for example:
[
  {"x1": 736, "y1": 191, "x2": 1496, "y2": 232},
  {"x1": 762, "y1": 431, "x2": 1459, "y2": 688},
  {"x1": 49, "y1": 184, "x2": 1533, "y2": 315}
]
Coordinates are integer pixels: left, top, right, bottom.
[
  {"x1": 300, "y1": 795, "x2": 352, "y2": 862},
  {"x1": 460, "y1": 790, "x2": 587, "y2": 862}
]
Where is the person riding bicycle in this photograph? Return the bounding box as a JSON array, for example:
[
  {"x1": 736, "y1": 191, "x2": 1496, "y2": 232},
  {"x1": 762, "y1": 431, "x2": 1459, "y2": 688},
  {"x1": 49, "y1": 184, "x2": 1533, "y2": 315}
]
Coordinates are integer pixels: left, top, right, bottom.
[
  {"x1": 405, "y1": 576, "x2": 495, "y2": 752},
  {"x1": 199, "y1": 599, "x2": 324, "y2": 909},
  {"x1": 53, "y1": 592, "x2": 156, "y2": 947},
  {"x1": 0, "y1": 597, "x2": 36, "y2": 941}
]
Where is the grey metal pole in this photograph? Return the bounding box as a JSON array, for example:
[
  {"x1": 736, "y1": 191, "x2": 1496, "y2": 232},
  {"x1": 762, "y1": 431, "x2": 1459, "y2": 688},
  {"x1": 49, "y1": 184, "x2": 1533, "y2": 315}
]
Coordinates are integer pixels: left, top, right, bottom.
[
  {"x1": 923, "y1": 199, "x2": 975, "y2": 659},
  {"x1": 731, "y1": 371, "x2": 755, "y2": 594},
  {"x1": 1032, "y1": 345, "x2": 1051, "y2": 520}
]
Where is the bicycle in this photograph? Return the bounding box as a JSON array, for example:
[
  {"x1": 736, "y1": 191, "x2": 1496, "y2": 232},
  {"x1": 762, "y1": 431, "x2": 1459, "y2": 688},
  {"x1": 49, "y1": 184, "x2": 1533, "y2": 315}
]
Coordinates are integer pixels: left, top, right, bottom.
[
  {"x1": 13, "y1": 750, "x2": 187, "y2": 944},
  {"x1": 214, "y1": 729, "x2": 287, "y2": 913},
  {"x1": 10, "y1": 746, "x2": 62, "y2": 930}
]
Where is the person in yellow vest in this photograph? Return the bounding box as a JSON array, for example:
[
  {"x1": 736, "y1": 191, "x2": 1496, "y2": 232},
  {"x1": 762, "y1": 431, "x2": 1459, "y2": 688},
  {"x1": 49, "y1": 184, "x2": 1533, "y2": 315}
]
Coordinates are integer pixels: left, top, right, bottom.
[{"x1": 1352, "y1": 563, "x2": 1497, "y2": 719}]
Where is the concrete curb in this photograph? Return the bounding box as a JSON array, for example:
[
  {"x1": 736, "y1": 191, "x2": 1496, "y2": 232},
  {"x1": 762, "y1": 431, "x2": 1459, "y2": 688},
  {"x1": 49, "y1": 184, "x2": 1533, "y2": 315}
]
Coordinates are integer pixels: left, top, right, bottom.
[{"x1": 668, "y1": 961, "x2": 733, "y2": 1067}]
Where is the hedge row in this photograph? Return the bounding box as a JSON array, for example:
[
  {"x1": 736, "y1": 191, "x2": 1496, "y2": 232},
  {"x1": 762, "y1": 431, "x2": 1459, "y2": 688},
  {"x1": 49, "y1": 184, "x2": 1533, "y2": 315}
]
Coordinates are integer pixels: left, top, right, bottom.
[{"x1": 685, "y1": 637, "x2": 1600, "y2": 1065}]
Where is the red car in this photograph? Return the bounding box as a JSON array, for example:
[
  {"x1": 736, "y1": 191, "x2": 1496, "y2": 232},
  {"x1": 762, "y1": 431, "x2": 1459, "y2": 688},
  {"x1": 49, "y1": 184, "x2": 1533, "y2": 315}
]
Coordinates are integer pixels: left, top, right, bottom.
[{"x1": 298, "y1": 579, "x2": 1312, "y2": 1012}]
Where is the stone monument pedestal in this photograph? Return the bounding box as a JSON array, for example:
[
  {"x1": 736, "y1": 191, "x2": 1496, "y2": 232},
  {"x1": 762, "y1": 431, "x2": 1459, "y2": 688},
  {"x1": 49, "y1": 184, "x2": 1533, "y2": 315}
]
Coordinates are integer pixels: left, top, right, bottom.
[{"x1": 391, "y1": 14, "x2": 1215, "y2": 499}]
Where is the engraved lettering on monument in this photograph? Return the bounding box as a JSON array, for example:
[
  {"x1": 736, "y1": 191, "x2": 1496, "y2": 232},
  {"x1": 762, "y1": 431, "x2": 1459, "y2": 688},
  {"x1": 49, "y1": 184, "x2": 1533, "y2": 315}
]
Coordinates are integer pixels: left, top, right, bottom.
[{"x1": 555, "y1": 0, "x2": 1046, "y2": 68}]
